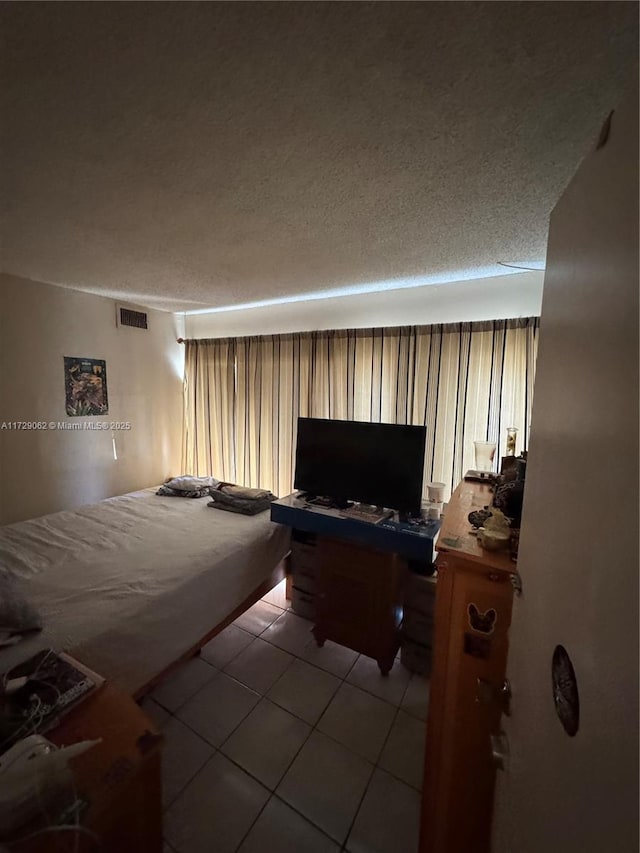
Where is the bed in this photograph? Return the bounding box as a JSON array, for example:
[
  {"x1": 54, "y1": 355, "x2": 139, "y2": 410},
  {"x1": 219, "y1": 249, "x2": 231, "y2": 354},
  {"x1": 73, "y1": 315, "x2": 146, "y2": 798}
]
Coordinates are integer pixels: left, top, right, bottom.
[{"x1": 0, "y1": 488, "x2": 290, "y2": 696}]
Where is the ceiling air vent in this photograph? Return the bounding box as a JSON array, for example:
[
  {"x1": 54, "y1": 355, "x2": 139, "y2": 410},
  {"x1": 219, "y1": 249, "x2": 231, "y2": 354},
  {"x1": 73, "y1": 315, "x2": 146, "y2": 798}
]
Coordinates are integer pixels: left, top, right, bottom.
[{"x1": 118, "y1": 306, "x2": 148, "y2": 330}]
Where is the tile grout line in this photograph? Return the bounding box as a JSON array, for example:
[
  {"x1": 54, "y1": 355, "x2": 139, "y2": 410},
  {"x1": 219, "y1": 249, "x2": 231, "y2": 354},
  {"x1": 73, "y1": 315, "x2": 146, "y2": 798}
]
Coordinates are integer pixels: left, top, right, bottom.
[
  {"x1": 255, "y1": 791, "x2": 349, "y2": 852},
  {"x1": 254, "y1": 609, "x2": 419, "y2": 709},
  {"x1": 222, "y1": 643, "x2": 298, "y2": 692},
  {"x1": 162, "y1": 742, "x2": 220, "y2": 813},
  {"x1": 275, "y1": 790, "x2": 353, "y2": 850},
  {"x1": 228, "y1": 722, "x2": 320, "y2": 852},
  {"x1": 221, "y1": 707, "x2": 316, "y2": 790},
  {"x1": 171, "y1": 671, "x2": 266, "y2": 753},
  {"x1": 338, "y1": 748, "x2": 377, "y2": 852},
  {"x1": 338, "y1": 670, "x2": 408, "y2": 850},
  {"x1": 215, "y1": 617, "x2": 374, "y2": 847},
  {"x1": 272, "y1": 721, "x2": 376, "y2": 849},
  {"x1": 235, "y1": 601, "x2": 287, "y2": 636},
  {"x1": 160, "y1": 677, "x2": 420, "y2": 820},
  {"x1": 151, "y1": 663, "x2": 220, "y2": 715},
  {"x1": 267, "y1": 643, "x2": 378, "y2": 849},
  {"x1": 231, "y1": 785, "x2": 271, "y2": 853},
  {"x1": 340, "y1": 709, "x2": 426, "y2": 849},
  {"x1": 161, "y1": 619, "x2": 422, "y2": 756},
  {"x1": 160, "y1": 643, "x2": 421, "y2": 730},
  {"x1": 158, "y1": 595, "x2": 290, "y2": 821},
  {"x1": 370, "y1": 673, "x2": 428, "y2": 793},
  {"x1": 160, "y1": 602, "x2": 427, "y2": 840},
  {"x1": 221, "y1": 607, "x2": 359, "y2": 851},
  {"x1": 164, "y1": 665, "x2": 322, "y2": 799}
]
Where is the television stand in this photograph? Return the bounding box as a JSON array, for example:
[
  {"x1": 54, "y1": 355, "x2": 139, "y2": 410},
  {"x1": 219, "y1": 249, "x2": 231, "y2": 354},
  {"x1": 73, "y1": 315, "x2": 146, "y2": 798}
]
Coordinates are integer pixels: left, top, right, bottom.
[
  {"x1": 306, "y1": 495, "x2": 352, "y2": 510},
  {"x1": 340, "y1": 503, "x2": 393, "y2": 524}
]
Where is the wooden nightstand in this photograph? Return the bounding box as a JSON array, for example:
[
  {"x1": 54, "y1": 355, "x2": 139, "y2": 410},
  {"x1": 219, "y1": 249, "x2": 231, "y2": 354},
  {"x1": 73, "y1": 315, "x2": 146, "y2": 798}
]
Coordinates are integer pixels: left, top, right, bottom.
[{"x1": 5, "y1": 683, "x2": 163, "y2": 853}]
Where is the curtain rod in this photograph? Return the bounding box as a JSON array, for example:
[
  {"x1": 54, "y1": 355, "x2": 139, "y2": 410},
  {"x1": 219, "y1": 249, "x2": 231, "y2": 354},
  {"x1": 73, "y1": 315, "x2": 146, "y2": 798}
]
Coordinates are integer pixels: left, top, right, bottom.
[{"x1": 176, "y1": 317, "x2": 539, "y2": 346}]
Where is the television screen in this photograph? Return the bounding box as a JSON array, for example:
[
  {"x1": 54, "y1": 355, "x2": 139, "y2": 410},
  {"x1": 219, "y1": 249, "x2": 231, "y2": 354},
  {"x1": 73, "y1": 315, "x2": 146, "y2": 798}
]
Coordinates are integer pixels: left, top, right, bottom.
[{"x1": 293, "y1": 417, "x2": 427, "y2": 515}]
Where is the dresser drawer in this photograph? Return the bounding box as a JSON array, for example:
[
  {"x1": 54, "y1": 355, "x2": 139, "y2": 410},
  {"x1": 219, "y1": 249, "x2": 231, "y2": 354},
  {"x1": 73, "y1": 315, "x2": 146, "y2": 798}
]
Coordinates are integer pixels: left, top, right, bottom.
[
  {"x1": 400, "y1": 636, "x2": 433, "y2": 675},
  {"x1": 290, "y1": 548, "x2": 320, "y2": 574},
  {"x1": 291, "y1": 565, "x2": 318, "y2": 594},
  {"x1": 402, "y1": 606, "x2": 434, "y2": 645},
  {"x1": 404, "y1": 572, "x2": 437, "y2": 617},
  {"x1": 290, "y1": 586, "x2": 316, "y2": 621},
  {"x1": 290, "y1": 540, "x2": 319, "y2": 567}
]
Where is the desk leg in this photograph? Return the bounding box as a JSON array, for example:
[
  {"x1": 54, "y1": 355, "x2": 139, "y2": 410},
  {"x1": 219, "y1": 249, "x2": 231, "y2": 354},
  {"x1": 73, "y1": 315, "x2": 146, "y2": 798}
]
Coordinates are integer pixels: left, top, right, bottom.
[
  {"x1": 312, "y1": 625, "x2": 326, "y2": 647},
  {"x1": 378, "y1": 654, "x2": 394, "y2": 676},
  {"x1": 285, "y1": 570, "x2": 293, "y2": 602}
]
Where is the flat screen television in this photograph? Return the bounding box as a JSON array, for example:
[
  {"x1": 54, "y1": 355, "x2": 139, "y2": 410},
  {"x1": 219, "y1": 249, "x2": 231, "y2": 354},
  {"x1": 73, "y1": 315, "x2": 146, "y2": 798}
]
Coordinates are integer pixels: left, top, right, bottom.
[{"x1": 293, "y1": 417, "x2": 426, "y2": 515}]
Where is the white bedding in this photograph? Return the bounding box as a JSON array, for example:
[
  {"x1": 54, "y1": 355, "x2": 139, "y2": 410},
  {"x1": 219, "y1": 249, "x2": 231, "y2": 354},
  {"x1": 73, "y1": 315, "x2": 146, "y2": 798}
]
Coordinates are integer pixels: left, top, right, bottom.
[{"x1": 0, "y1": 489, "x2": 290, "y2": 694}]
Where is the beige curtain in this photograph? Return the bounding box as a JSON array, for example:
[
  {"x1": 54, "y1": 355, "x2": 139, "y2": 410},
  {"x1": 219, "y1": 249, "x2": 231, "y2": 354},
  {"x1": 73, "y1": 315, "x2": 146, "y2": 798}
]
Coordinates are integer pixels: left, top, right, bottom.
[
  {"x1": 182, "y1": 338, "x2": 237, "y2": 481},
  {"x1": 182, "y1": 319, "x2": 539, "y2": 499}
]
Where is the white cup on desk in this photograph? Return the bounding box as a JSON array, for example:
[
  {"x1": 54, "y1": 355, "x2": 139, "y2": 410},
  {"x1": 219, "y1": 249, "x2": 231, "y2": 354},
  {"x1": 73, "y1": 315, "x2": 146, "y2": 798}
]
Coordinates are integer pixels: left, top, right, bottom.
[
  {"x1": 427, "y1": 482, "x2": 446, "y2": 503},
  {"x1": 421, "y1": 500, "x2": 442, "y2": 521},
  {"x1": 427, "y1": 503, "x2": 442, "y2": 520}
]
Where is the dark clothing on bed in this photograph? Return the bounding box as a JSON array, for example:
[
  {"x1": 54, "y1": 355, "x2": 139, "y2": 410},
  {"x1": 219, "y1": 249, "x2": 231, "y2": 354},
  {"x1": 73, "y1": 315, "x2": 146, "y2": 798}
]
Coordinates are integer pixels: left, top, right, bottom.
[
  {"x1": 207, "y1": 489, "x2": 275, "y2": 515},
  {"x1": 156, "y1": 484, "x2": 211, "y2": 498}
]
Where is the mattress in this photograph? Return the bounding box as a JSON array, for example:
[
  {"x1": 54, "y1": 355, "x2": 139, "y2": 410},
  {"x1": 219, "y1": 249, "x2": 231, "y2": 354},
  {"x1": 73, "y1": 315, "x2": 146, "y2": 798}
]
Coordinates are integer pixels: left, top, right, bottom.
[{"x1": 0, "y1": 489, "x2": 290, "y2": 694}]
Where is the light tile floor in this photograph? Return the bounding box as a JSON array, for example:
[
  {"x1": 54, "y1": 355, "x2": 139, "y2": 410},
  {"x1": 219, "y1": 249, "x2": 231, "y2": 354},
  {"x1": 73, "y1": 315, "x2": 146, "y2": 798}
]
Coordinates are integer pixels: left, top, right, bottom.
[{"x1": 148, "y1": 579, "x2": 430, "y2": 853}]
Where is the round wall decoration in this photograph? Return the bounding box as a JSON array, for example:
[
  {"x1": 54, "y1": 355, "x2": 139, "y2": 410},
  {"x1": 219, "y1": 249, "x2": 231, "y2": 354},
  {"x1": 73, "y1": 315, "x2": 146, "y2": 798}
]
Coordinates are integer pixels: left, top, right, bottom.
[{"x1": 551, "y1": 644, "x2": 580, "y2": 737}]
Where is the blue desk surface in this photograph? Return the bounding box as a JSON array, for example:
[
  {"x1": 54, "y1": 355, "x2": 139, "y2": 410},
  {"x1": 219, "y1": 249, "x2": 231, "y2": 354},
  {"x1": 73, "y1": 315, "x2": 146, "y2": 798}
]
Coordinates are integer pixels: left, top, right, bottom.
[{"x1": 271, "y1": 493, "x2": 440, "y2": 563}]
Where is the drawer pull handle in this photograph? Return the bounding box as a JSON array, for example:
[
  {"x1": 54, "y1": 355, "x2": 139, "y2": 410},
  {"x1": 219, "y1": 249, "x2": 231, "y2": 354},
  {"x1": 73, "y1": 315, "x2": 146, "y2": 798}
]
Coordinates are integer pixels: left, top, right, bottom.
[{"x1": 476, "y1": 678, "x2": 512, "y2": 716}]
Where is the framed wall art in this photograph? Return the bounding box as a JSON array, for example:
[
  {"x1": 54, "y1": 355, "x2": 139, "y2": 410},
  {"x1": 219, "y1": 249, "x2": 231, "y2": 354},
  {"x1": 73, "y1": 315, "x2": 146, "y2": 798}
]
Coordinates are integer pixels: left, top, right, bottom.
[{"x1": 64, "y1": 356, "x2": 109, "y2": 416}]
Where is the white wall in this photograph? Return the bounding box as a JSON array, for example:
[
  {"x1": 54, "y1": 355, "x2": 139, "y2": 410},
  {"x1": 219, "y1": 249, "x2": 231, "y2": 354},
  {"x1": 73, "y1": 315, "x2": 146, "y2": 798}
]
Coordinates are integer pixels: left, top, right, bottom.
[
  {"x1": 493, "y1": 86, "x2": 638, "y2": 852},
  {"x1": 184, "y1": 271, "x2": 543, "y2": 339},
  {"x1": 0, "y1": 274, "x2": 184, "y2": 524}
]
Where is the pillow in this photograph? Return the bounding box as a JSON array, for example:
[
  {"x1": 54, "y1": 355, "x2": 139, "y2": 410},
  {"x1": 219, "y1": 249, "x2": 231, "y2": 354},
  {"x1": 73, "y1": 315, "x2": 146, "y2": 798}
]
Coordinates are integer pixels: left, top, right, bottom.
[
  {"x1": 165, "y1": 475, "x2": 221, "y2": 492},
  {"x1": 0, "y1": 572, "x2": 42, "y2": 639}
]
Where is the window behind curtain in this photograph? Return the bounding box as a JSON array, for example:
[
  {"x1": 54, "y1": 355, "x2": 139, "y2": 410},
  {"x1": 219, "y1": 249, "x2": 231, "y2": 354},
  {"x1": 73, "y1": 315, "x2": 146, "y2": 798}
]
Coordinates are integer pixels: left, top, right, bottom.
[{"x1": 182, "y1": 319, "x2": 539, "y2": 500}]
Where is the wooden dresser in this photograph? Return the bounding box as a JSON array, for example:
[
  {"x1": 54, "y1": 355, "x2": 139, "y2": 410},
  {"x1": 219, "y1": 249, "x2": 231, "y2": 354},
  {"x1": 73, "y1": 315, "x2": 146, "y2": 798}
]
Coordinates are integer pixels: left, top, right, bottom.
[{"x1": 421, "y1": 481, "x2": 515, "y2": 853}]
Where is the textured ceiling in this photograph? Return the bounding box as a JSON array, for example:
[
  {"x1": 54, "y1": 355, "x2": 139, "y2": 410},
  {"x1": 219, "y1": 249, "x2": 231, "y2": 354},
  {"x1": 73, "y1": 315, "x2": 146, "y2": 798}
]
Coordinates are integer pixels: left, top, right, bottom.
[{"x1": 1, "y1": 2, "x2": 637, "y2": 313}]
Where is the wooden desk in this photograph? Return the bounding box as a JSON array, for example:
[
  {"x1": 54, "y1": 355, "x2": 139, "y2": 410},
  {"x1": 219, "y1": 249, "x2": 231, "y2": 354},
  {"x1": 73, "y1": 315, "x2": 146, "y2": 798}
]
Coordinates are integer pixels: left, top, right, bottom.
[
  {"x1": 271, "y1": 493, "x2": 440, "y2": 563},
  {"x1": 7, "y1": 684, "x2": 163, "y2": 853},
  {"x1": 312, "y1": 536, "x2": 408, "y2": 674},
  {"x1": 272, "y1": 495, "x2": 440, "y2": 674},
  {"x1": 420, "y1": 481, "x2": 515, "y2": 853}
]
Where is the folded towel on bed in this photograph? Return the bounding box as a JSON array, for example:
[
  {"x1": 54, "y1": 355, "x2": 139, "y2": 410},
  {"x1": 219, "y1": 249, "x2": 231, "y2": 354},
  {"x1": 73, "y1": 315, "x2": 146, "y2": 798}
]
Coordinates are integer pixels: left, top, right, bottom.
[
  {"x1": 207, "y1": 488, "x2": 276, "y2": 515},
  {"x1": 221, "y1": 485, "x2": 272, "y2": 500}
]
